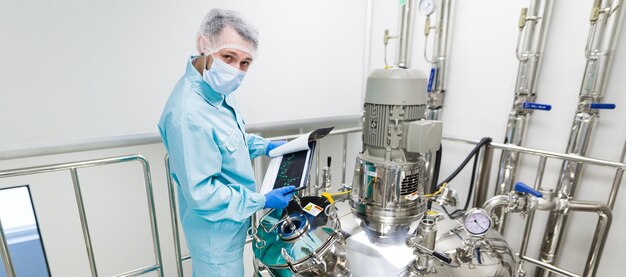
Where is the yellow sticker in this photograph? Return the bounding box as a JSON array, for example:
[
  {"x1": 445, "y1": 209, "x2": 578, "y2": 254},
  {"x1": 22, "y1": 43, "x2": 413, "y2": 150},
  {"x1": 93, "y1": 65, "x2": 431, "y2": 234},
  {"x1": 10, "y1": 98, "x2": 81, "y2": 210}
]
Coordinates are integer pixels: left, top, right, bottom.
[{"x1": 303, "y1": 203, "x2": 324, "y2": 217}]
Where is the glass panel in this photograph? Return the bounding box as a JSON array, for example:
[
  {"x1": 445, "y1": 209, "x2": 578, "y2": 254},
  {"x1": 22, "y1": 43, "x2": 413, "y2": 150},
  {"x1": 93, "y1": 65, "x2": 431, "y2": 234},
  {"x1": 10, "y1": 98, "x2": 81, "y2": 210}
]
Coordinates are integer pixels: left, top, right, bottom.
[{"x1": 0, "y1": 186, "x2": 50, "y2": 277}]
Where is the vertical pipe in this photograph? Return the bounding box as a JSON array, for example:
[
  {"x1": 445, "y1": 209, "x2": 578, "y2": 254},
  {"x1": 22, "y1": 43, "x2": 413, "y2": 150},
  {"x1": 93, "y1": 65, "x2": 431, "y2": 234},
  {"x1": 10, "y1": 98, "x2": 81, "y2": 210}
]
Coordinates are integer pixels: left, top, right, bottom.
[
  {"x1": 537, "y1": 1, "x2": 625, "y2": 275},
  {"x1": 70, "y1": 168, "x2": 99, "y2": 277},
  {"x1": 567, "y1": 201, "x2": 612, "y2": 277},
  {"x1": 519, "y1": 156, "x2": 547, "y2": 258},
  {"x1": 165, "y1": 155, "x2": 184, "y2": 277},
  {"x1": 361, "y1": 0, "x2": 374, "y2": 110},
  {"x1": 397, "y1": 0, "x2": 414, "y2": 68},
  {"x1": 494, "y1": 0, "x2": 554, "y2": 233},
  {"x1": 607, "y1": 140, "x2": 626, "y2": 209},
  {"x1": 472, "y1": 145, "x2": 493, "y2": 207},
  {"x1": 425, "y1": 0, "x2": 454, "y2": 120},
  {"x1": 138, "y1": 158, "x2": 163, "y2": 276},
  {"x1": 0, "y1": 218, "x2": 16, "y2": 277},
  {"x1": 342, "y1": 133, "x2": 348, "y2": 185},
  {"x1": 425, "y1": 0, "x2": 455, "y2": 194}
]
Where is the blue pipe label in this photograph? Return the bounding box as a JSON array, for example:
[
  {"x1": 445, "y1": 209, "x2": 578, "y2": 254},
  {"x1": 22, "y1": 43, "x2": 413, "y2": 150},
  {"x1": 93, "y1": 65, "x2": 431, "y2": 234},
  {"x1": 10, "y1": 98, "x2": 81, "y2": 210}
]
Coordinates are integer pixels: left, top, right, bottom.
[
  {"x1": 427, "y1": 67, "x2": 435, "y2": 92},
  {"x1": 523, "y1": 102, "x2": 551, "y2": 111}
]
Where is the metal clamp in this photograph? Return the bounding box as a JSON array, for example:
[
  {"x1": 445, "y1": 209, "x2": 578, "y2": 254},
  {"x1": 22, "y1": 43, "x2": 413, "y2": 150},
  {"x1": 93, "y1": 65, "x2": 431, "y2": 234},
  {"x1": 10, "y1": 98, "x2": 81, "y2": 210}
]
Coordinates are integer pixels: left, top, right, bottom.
[
  {"x1": 281, "y1": 248, "x2": 299, "y2": 274},
  {"x1": 247, "y1": 227, "x2": 267, "y2": 249}
]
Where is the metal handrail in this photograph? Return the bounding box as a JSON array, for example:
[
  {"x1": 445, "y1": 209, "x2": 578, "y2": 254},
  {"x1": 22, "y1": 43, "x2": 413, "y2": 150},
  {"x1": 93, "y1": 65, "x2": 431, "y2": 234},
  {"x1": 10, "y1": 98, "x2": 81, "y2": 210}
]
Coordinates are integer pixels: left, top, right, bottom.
[
  {"x1": 0, "y1": 115, "x2": 362, "y2": 161},
  {"x1": 2, "y1": 123, "x2": 621, "y2": 277},
  {"x1": 164, "y1": 126, "x2": 362, "y2": 276},
  {"x1": 441, "y1": 135, "x2": 625, "y2": 277},
  {"x1": 443, "y1": 136, "x2": 626, "y2": 169},
  {"x1": 0, "y1": 155, "x2": 163, "y2": 277}
]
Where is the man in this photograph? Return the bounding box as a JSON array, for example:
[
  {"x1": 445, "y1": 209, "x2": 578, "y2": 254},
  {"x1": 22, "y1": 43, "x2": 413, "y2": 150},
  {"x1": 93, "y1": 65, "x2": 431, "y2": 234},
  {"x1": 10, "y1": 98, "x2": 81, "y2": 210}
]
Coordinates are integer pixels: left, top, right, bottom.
[{"x1": 158, "y1": 9, "x2": 295, "y2": 276}]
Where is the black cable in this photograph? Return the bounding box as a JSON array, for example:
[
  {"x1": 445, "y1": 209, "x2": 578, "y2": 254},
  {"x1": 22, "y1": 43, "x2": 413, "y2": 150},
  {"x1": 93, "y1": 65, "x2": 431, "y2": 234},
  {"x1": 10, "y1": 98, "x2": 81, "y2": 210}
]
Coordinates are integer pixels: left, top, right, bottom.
[
  {"x1": 438, "y1": 137, "x2": 492, "y2": 186},
  {"x1": 427, "y1": 144, "x2": 443, "y2": 211},
  {"x1": 431, "y1": 144, "x2": 443, "y2": 194},
  {"x1": 446, "y1": 150, "x2": 480, "y2": 219},
  {"x1": 433, "y1": 137, "x2": 492, "y2": 219}
]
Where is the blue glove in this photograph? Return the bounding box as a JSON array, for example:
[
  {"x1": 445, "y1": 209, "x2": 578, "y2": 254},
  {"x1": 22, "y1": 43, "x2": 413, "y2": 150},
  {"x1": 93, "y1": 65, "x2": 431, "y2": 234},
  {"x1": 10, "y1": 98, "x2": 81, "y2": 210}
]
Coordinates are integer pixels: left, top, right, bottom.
[
  {"x1": 266, "y1": 140, "x2": 287, "y2": 156},
  {"x1": 264, "y1": 185, "x2": 296, "y2": 209}
]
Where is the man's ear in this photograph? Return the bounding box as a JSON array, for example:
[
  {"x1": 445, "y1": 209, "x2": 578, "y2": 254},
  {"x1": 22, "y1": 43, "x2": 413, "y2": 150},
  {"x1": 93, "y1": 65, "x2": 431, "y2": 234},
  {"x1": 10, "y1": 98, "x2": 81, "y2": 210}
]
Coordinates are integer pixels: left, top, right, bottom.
[{"x1": 196, "y1": 36, "x2": 208, "y2": 55}]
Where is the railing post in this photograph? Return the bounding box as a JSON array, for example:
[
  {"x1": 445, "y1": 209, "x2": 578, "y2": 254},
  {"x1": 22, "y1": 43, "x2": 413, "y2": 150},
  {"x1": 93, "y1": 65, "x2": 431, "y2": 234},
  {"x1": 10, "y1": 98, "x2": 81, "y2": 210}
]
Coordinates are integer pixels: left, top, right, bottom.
[
  {"x1": 166, "y1": 155, "x2": 183, "y2": 277},
  {"x1": 0, "y1": 217, "x2": 16, "y2": 277},
  {"x1": 473, "y1": 144, "x2": 493, "y2": 207},
  {"x1": 70, "y1": 167, "x2": 98, "y2": 277},
  {"x1": 137, "y1": 158, "x2": 163, "y2": 277}
]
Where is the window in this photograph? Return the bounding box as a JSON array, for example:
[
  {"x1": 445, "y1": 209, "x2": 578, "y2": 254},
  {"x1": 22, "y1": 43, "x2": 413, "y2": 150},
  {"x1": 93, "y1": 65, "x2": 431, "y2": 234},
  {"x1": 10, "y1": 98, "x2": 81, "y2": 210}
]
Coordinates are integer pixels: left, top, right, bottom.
[{"x1": 0, "y1": 186, "x2": 50, "y2": 277}]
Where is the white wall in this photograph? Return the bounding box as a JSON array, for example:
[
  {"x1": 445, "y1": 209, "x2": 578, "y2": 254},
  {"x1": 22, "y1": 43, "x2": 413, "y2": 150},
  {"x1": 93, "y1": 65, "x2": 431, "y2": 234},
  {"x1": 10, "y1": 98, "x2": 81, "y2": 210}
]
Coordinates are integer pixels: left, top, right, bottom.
[
  {"x1": 370, "y1": 1, "x2": 626, "y2": 276},
  {"x1": 1, "y1": 0, "x2": 626, "y2": 276},
  {"x1": 0, "y1": 0, "x2": 366, "y2": 147}
]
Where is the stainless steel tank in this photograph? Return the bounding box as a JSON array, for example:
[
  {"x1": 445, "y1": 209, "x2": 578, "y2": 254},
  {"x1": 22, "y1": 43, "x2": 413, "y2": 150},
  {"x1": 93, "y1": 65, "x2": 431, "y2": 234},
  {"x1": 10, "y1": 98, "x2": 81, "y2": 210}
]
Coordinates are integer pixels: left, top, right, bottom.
[
  {"x1": 252, "y1": 196, "x2": 350, "y2": 276},
  {"x1": 338, "y1": 203, "x2": 516, "y2": 277}
]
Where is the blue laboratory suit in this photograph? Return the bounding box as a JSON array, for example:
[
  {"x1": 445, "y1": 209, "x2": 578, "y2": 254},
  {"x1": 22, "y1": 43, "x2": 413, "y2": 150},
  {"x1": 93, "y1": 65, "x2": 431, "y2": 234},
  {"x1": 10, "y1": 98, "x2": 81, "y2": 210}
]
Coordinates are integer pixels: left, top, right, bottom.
[{"x1": 158, "y1": 57, "x2": 269, "y2": 276}]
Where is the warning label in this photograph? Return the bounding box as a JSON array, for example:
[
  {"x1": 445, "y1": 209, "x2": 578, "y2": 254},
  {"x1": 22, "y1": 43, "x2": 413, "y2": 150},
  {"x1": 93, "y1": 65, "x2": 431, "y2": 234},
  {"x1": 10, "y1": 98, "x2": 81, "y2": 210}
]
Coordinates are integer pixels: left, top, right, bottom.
[{"x1": 303, "y1": 202, "x2": 324, "y2": 217}]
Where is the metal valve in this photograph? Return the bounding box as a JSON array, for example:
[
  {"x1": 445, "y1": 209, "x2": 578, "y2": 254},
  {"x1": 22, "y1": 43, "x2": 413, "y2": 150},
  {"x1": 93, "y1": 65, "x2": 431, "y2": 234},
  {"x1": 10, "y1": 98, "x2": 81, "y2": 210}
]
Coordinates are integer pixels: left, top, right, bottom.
[
  {"x1": 589, "y1": 103, "x2": 616, "y2": 109},
  {"x1": 514, "y1": 182, "x2": 543, "y2": 198}
]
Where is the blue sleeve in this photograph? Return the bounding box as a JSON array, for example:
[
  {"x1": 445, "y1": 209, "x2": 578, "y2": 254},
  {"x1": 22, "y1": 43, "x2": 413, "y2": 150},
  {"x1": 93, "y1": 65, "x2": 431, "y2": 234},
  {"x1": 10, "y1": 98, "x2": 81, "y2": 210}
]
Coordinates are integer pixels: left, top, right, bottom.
[
  {"x1": 166, "y1": 120, "x2": 266, "y2": 222},
  {"x1": 245, "y1": 133, "x2": 269, "y2": 159}
]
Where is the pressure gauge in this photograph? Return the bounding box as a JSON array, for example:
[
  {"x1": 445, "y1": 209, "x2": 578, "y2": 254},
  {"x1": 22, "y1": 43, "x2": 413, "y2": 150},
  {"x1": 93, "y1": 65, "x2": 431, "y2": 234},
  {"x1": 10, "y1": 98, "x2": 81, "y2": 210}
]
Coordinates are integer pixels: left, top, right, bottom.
[
  {"x1": 463, "y1": 208, "x2": 492, "y2": 236},
  {"x1": 419, "y1": 0, "x2": 436, "y2": 16}
]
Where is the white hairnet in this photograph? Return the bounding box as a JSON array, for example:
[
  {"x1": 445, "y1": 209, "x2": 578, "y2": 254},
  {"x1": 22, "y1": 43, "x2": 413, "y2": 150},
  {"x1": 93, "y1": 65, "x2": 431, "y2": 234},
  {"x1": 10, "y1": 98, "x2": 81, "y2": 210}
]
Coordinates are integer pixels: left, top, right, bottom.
[{"x1": 196, "y1": 9, "x2": 259, "y2": 58}]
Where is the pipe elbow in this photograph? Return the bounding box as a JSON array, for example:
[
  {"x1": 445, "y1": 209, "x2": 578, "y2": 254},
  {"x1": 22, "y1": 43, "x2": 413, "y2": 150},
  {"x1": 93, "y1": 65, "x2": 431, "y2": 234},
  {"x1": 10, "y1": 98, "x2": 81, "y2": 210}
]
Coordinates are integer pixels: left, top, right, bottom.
[{"x1": 482, "y1": 195, "x2": 511, "y2": 215}]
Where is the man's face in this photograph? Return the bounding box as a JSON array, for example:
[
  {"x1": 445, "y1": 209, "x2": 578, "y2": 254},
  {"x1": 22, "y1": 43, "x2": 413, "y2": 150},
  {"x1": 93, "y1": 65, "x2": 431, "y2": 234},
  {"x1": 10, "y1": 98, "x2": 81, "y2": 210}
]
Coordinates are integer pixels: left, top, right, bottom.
[{"x1": 213, "y1": 48, "x2": 253, "y2": 72}]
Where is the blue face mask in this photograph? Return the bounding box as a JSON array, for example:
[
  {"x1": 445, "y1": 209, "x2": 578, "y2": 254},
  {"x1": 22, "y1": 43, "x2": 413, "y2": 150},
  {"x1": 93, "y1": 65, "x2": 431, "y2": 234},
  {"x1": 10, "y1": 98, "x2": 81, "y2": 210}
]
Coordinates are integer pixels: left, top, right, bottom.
[{"x1": 202, "y1": 55, "x2": 246, "y2": 95}]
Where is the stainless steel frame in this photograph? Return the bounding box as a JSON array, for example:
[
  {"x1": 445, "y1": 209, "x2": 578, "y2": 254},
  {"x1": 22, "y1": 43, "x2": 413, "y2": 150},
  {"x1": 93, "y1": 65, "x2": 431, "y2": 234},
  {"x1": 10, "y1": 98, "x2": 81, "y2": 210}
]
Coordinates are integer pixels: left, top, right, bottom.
[
  {"x1": 446, "y1": 136, "x2": 626, "y2": 277},
  {"x1": 162, "y1": 127, "x2": 624, "y2": 276},
  {"x1": 0, "y1": 155, "x2": 163, "y2": 277},
  {"x1": 1, "y1": 115, "x2": 620, "y2": 277}
]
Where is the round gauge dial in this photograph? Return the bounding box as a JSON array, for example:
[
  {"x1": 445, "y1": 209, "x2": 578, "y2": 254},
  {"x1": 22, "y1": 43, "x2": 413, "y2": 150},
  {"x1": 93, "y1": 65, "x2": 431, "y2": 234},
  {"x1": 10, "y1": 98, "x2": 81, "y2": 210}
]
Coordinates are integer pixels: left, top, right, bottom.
[
  {"x1": 463, "y1": 208, "x2": 492, "y2": 236},
  {"x1": 419, "y1": 0, "x2": 436, "y2": 16}
]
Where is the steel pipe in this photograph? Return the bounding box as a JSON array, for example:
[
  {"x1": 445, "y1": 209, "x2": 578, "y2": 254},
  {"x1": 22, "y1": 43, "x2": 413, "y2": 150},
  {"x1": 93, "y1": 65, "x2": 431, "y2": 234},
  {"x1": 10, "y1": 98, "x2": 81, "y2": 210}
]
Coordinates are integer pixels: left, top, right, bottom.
[
  {"x1": 607, "y1": 140, "x2": 626, "y2": 209},
  {"x1": 494, "y1": 0, "x2": 554, "y2": 233},
  {"x1": 472, "y1": 144, "x2": 493, "y2": 207},
  {"x1": 165, "y1": 155, "x2": 184, "y2": 277},
  {"x1": 425, "y1": 0, "x2": 454, "y2": 118},
  {"x1": 568, "y1": 201, "x2": 612, "y2": 277},
  {"x1": 482, "y1": 195, "x2": 511, "y2": 215},
  {"x1": 537, "y1": 1, "x2": 625, "y2": 274},
  {"x1": 137, "y1": 157, "x2": 164, "y2": 277},
  {"x1": 396, "y1": 0, "x2": 414, "y2": 68},
  {"x1": 70, "y1": 168, "x2": 98, "y2": 276},
  {"x1": 425, "y1": 0, "x2": 455, "y2": 196},
  {"x1": 519, "y1": 156, "x2": 547, "y2": 258},
  {"x1": 113, "y1": 264, "x2": 160, "y2": 277},
  {"x1": 519, "y1": 255, "x2": 580, "y2": 277},
  {"x1": 0, "y1": 155, "x2": 163, "y2": 277},
  {"x1": 442, "y1": 136, "x2": 626, "y2": 170}
]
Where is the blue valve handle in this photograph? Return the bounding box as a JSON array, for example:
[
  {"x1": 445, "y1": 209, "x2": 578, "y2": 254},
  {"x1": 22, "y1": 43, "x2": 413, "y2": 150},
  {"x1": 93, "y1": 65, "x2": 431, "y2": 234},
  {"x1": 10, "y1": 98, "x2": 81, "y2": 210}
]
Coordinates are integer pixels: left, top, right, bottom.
[
  {"x1": 514, "y1": 182, "x2": 543, "y2": 198},
  {"x1": 427, "y1": 67, "x2": 436, "y2": 92},
  {"x1": 523, "y1": 102, "x2": 552, "y2": 111},
  {"x1": 590, "y1": 103, "x2": 616, "y2": 110}
]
